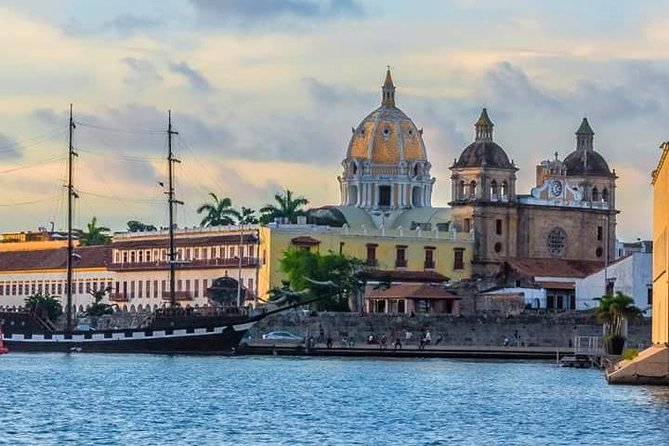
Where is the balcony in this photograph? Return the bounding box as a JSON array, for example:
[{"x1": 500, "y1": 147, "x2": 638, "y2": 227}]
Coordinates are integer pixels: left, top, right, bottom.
[
  {"x1": 109, "y1": 257, "x2": 259, "y2": 271},
  {"x1": 161, "y1": 291, "x2": 193, "y2": 301},
  {"x1": 109, "y1": 293, "x2": 129, "y2": 302},
  {"x1": 395, "y1": 259, "x2": 407, "y2": 268}
]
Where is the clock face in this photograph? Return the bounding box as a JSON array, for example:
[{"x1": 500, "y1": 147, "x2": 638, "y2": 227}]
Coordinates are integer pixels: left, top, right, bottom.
[{"x1": 550, "y1": 180, "x2": 563, "y2": 197}]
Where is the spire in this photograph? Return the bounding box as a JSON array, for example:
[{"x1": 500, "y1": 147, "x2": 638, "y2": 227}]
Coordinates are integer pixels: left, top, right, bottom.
[
  {"x1": 381, "y1": 67, "x2": 396, "y2": 107},
  {"x1": 575, "y1": 117, "x2": 594, "y2": 151},
  {"x1": 475, "y1": 108, "x2": 494, "y2": 141}
]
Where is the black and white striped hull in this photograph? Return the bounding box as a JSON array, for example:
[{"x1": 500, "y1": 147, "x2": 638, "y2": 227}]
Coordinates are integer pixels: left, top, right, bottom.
[{"x1": 3, "y1": 321, "x2": 256, "y2": 354}]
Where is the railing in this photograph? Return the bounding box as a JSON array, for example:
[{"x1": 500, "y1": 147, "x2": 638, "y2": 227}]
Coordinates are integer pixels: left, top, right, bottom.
[
  {"x1": 109, "y1": 257, "x2": 259, "y2": 271},
  {"x1": 574, "y1": 336, "x2": 602, "y2": 356},
  {"x1": 161, "y1": 291, "x2": 193, "y2": 301}
]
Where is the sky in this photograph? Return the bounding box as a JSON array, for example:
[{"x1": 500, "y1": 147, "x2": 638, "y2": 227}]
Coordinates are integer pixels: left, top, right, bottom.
[{"x1": 0, "y1": 0, "x2": 667, "y2": 240}]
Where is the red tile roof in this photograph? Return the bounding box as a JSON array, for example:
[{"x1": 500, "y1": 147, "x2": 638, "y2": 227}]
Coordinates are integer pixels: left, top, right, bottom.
[
  {"x1": 0, "y1": 245, "x2": 111, "y2": 272},
  {"x1": 506, "y1": 257, "x2": 603, "y2": 279},
  {"x1": 366, "y1": 283, "x2": 459, "y2": 300}
]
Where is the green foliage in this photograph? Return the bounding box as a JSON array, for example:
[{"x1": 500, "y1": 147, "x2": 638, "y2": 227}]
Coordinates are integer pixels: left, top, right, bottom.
[
  {"x1": 622, "y1": 348, "x2": 640, "y2": 361},
  {"x1": 78, "y1": 217, "x2": 111, "y2": 246},
  {"x1": 239, "y1": 207, "x2": 259, "y2": 225},
  {"x1": 25, "y1": 293, "x2": 63, "y2": 322},
  {"x1": 85, "y1": 288, "x2": 115, "y2": 317},
  {"x1": 127, "y1": 220, "x2": 157, "y2": 232},
  {"x1": 197, "y1": 193, "x2": 241, "y2": 227},
  {"x1": 259, "y1": 189, "x2": 308, "y2": 225},
  {"x1": 595, "y1": 291, "x2": 643, "y2": 337},
  {"x1": 279, "y1": 249, "x2": 363, "y2": 311}
]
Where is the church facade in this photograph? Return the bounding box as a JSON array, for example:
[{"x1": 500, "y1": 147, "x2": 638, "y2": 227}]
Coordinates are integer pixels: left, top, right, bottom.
[{"x1": 330, "y1": 69, "x2": 618, "y2": 281}]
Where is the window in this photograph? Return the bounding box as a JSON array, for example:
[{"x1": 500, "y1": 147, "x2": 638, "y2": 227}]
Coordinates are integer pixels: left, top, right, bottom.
[
  {"x1": 395, "y1": 246, "x2": 407, "y2": 268},
  {"x1": 458, "y1": 180, "x2": 465, "y2": 199},
  {"x1": 138, "y1": 251, "x2": 143, "y2": 263},
  {"x1": 378, "y1": 185, "x2": 391, "y2": 207},
  {"x1": 248, "y1": 278, "x2": 254, "y2": 295},
  {"x1": 597, "y1": 226, "x2": 603, "y2": 241},
  {"x1": 123, "y1": 252, "x2": 128, "y2": 263},
  {"x1": 602, "y1": 189, "x2": 609, "y2": 202},
  {"x1": 130, "y1": 281, "x2": 135, "y2": 298},
  {"x1": 177, "y1": 280, "x2": 183, "y2": 292},
  {"x1": 424, "y1": 247, "x2": 435, "y2": 269},
  {"x1": 131, "y1": 251, "x2": 136, "y2": 263},
  {"x1": 154, "y1": 280, "x2": 158, "y2": 298},
  {"x1": 494, "y1": 242, "x2": 502, "y2": 253},
  {"x1": 194, "y1": 279, "x2": 199, "y2": 298},
  {"x1": 496, "y1": 219, "x2": 503, "y2": 235},
  {"x1": 592, "y1": 187, "x2": 599, "y2": 202},
  {"x1": 454, "y1": 248, "x2": 465, "y2": 270},
  {"x1": 490, "y1": 180, "x2": 498, "y2": 198},
  {"x1": 596, "y1": 247, "x2": 603, "y2": 258},
  {"x1": 606, "y1": 280, "x2": 614, "y2": 296},
  {"x1": 366, "y1": 244, "x2": 378, "y2": 267},
  {"x1": 463, "y1": 218, "x2": 471, "y2": 233},
  {"x1": 648, "y1": 288, "x2": 653, "y2": 305},
  {"x1": 78, "y1": 282, "x2": 83, "y2": 294},
  {"x1": 469, "y1": 180, "x2": 477, "y2": 197},
  {"x1": 547, "y1": 227, "x2": 567, "y2": 257},
  {"x1": 138, "y1": 281, "x2": 143, "y2": 298},
  {"x1": 501, "y1": 181, "x2": 508, "y2": 197}
]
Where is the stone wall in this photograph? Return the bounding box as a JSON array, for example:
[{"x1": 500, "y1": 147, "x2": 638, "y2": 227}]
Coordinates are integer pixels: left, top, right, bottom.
[{"x1": 250, "y1": 311, "x2": 651, "y2": 348}]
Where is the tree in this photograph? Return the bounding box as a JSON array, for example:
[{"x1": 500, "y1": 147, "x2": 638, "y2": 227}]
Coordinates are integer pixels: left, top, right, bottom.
[
  {"x1": 196, "y1": 193, "x2": 240, "y2": 227},
  {"x1": 85, "y1": 288, "x2": 116, "y2": 317},
  {"x1": 127, "y1": 220, "x2": 157, "y2": 232},
  {"x1": 259, "y1": 189, "x2": 308, "y2": 224},
  {"x1": 25, "y1": 293, "x2": 63, "y2": 322},
  {"x1": 238, "y1": 207, "x2": 259, "y2": 225},
  {"x1": 79, "y1": 217, "x2": 111, "y2": 246},
  {"x1": 279, "y1": 249, "x2": 364, "y2": 311},
  {"x1": 595, "y1": 292, "x2": 643, "y2": 354}
]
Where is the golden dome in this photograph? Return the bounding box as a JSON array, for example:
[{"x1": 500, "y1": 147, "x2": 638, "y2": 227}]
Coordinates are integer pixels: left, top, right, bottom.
[{"x1": 346, "y1": 70, "x2": 427, "y2": 165}]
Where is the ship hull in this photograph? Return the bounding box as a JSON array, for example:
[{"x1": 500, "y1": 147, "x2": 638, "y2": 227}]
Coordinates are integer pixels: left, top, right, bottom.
[{"x1": 2, "y1": 321, "x2": 255, "y2": 354}]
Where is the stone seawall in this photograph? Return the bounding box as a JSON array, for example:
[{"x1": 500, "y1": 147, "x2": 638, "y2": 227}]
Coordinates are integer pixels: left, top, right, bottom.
[{"x1": 250, "y1": 312, "x2": 651, "y2": 348}]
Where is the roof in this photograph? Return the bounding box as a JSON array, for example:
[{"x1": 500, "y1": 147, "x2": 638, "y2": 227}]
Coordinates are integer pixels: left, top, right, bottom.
[
  {"x1": 505, "y1": 257, "x2": 604, "y2": 279},
  {"x1": 535, "y1": 281, "x2": 575, "y2": 290},
  {"x1": 454, "y1": 140, "x2": 514, "y2": 169},
  {"x1": 0, "y1": 245, "x2": 111, "y2": 272},
  {"x1": 291, "y1": 236, "x2": 321, "y2": 246},
  {"x1": 576, "y1": 117, "x2": 594, "y2": 135},
  {"x1": 111, "y1": 234, "x2": 258, "y2": 250},
  {"x1": 475, "y1": 108, "x2": 494, "y2": 128},
  {"x1": 652, "y1": 142, "x2": 669, "y2": 185},
  {"x1": 366, "y1": 283, "x2": 459, "y2": 300},
  {"x1": 362, "y1": 270, "x2": 449, "y2": 282},
  {"x1": 389, "y1": 207, "x2": 452, "y2": 230},
  {"x1": 563, "y1": 149, "x2": 612, "y2": 177}
]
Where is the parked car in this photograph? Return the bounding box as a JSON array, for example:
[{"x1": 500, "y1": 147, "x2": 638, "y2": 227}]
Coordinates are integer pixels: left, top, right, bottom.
[{"x1": 261, "y1": 331, "x2": 303, "y2": 341}]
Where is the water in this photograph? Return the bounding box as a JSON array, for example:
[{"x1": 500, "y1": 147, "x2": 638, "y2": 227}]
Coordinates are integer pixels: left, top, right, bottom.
[{"x1": 1, "y1": 354, "x2": 668, "y2": 445}]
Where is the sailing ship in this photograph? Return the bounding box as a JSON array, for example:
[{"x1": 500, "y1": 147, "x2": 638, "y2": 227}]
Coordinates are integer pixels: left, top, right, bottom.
[{"x1": 0, "y1": 107, "x2": 307, "y2": 354}]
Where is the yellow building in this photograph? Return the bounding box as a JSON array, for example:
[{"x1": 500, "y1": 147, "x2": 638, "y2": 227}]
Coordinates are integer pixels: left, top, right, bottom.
[
  {"x1": 607, "y1": 142, "x2": 669, "y2": 384},
  {"x1": 257, "y1": 223, "x2": 473, "y2": 304}
]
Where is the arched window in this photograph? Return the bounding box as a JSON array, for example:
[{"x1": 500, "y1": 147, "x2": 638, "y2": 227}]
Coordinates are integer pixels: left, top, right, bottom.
[
  {"x1": 602, "y1": 188, "x2": 609, "y2": 202},
  {"x1": 592, "y1": 187, "x2": 599, "y2": 202},
  {"x1": 469, "y1": 181, "x2": 477, "y2": 198},
  {"x1": 458, "y1": 180, "x2": 465, "y2": 199},
  {"x1": 490, "y1": 180, "x2": 498, "y2": 199},
  {"x1": 501, "y1": 181, "x2": 508, "y2": 197}
]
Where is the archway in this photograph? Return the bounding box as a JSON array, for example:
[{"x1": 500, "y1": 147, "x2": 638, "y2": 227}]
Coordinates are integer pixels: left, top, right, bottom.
[{"x1": 412, "y1": 186, "x2": 422, "y2": 207}]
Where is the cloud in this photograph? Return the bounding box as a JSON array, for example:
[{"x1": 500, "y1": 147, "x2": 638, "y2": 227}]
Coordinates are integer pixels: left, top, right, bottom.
[
  {"x1": 169, "y1": 61, "x2": 213, "y2": 92},
  {"x1": 189, "y1": 0, "x2": 364, "y2": 25},
  {"x1": 0, "y1": 134, "x2": 24, "y2": 160},
  {"x1": 122, "y1": 57, "x2": 163, "y2": 91},
  {"x1": 63, "y1": 14, "x2": 160, "y2": 37}
]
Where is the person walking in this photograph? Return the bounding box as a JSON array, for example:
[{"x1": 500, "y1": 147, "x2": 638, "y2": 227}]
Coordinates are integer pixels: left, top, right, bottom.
[{"x1": 425, "y1": 330, "x2": 432, "y2": 347}]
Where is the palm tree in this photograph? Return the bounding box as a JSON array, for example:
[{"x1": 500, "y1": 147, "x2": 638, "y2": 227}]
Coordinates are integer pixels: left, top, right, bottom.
[
  {"x1": 196, "y1": 193, "x2": 240, "y2": 227},
  {"x1": 25, "y1": 293, "x2": 63, "y2": 322},
  {"x1": 595, "y1": 291, "x2": 643, "y2": 354},
  {"x1": 259, "y1": 189, "x2": 309, "y2": 224},
  {"x1": 79, "y1": 217, "x2": 111, "y2": 246},
  {"x1": 239, "y1": 207, "x2": 258, "y2": 225},
  {"x1": 85, "y1": 288, "x2": 115, "y2": 317}
]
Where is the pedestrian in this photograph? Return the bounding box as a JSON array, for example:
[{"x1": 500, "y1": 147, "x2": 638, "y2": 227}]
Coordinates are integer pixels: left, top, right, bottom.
[
  {"x1": 394, "y1": 337, "x2": 402, "y2": 350},
  {"x1": 503, "y1": 336, "x2": 509, "y2": 347},
  {"x1": 405, "y1": 330, "x2": 412, "y2": 345},
  {"x1": 348, "y1": 336, "x2": 355, "y2": 348},
  {"x1": 425, "y1": 330, "x2": 432, "y2": 346},
  {"x1": 380, "y1": 335, "x2": 387, "y2": 350},
  {"x1": 435, "y1": 334, "x2": 443, "y2": 345},
  {"x1": 326, "y1": 337, "x2": 333, "y2": 349},
  {"x1": 419, "y1": 337, "x2": 425, "y2": 350}
]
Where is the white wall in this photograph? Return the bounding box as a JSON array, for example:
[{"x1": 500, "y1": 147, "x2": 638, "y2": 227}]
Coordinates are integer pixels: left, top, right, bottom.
[{"x1": 578, "y1": 253, "x2": 652, "y2": 314}]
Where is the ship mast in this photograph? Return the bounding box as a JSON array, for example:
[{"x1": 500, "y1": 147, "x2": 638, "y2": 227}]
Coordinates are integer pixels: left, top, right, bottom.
[
  {"x1": 167, "y1": 111, "x2": 180, "y2": 308},
  {"x1": 66, "y1": 104, "x2": 78, "y2": 332}
]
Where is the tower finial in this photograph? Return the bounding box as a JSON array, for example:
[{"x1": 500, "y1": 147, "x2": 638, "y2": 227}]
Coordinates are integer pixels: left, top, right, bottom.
[
  {"x1": 475, "y1": 108, "x2": 494, "y2": 141},
  {"x1": 382, "y1": 67, "x2": 395, "y2": 107},
  {"x1": 575, "y1": 117, "x2": 594, "y2": 150}
]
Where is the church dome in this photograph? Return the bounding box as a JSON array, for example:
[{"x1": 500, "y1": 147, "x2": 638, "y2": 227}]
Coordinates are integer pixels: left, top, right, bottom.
[
  {"x1": 454, "y1": 108, "x2": 514, "y2": 170},
  {"x1": 563, "y1": 118, "x2": 612, "y2": 177},
  {"x1": 346, "y1": 70, "x2": 427, "y2": 165},
  {"x1": 563, "y1": 149, "x2": 611, "y2": 176}
]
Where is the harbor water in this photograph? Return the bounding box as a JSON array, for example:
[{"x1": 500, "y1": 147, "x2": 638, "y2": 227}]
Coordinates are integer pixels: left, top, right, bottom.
[{"x1": 1, "y1": 354, "x2": 668, "y2": 445}]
